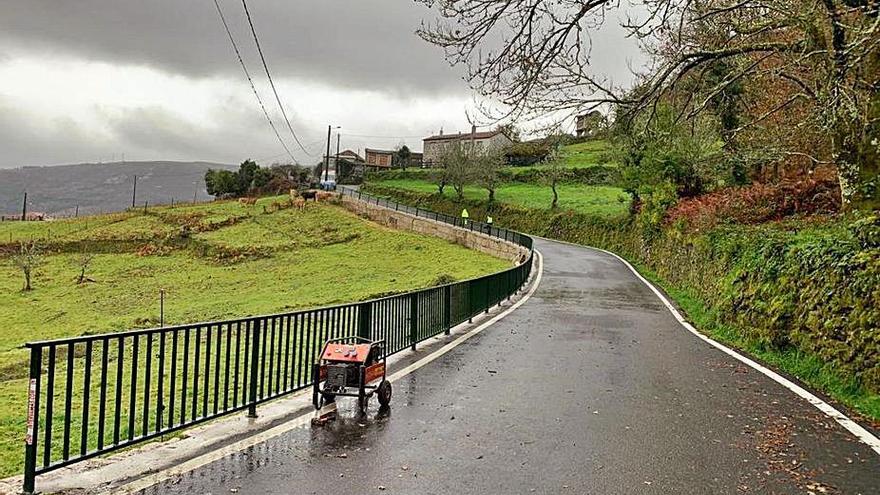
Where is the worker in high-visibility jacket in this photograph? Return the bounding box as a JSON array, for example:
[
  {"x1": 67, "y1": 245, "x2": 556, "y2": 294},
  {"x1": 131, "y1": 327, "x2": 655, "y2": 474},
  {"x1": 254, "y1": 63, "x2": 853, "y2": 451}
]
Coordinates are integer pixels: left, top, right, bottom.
[
  {"x1": 460, "y1": 208, "x2": 469, "y2": 226},
  {"x1": 486, "y1": 215, "x2": 493, "y2": 234}
]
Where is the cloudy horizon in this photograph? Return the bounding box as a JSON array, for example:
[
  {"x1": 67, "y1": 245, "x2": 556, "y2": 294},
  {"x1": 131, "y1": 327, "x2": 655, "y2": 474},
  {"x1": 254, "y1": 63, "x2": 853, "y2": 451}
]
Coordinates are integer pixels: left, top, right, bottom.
[{"x1": 0, "y1": 0, "x2": 645, "y2": 169}]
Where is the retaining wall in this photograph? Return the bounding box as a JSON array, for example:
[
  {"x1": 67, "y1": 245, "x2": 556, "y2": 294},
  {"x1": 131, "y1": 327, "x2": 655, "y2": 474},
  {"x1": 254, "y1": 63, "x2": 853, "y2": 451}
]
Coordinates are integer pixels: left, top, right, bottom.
[{"x1": 340, "y1": 194, "x2": 528, "y2": 264}]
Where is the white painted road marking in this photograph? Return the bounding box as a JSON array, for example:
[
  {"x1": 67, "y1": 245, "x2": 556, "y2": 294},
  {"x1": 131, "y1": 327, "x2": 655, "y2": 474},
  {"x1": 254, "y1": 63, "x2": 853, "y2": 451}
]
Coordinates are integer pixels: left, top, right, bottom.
[
  {"x1": 590, "y1": 244, "x2": 880, "y2": 456},
  {"x1": 114, "y1": 250, "x2": 544, "y2": 494}
]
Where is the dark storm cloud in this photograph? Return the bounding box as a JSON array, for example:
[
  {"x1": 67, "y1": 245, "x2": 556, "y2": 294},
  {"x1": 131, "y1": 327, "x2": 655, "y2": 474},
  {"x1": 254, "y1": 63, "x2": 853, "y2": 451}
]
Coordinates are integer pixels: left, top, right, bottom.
[
  {"x1": 0, "y1": 0, "x2": 463, "y2": 95},
  {"x1": 0, "y1": 96, "x2": 108, "y2": 167},
  {"x1": 0, "y1": 94, "x2": 299, "y2": 168}
]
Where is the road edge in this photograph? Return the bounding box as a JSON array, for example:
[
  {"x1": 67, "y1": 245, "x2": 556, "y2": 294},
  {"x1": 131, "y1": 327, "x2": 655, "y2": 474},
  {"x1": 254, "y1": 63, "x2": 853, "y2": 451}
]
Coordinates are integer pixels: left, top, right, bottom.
[{"x1": 571, "y1": 240, "x2": 880, "y2": 456}]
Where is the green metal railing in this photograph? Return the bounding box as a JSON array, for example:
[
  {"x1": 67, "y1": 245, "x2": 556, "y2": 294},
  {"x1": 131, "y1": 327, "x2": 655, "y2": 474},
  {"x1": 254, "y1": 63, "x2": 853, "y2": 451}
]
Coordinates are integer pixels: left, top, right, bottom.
[{"x1": 22, "y1": 189, "x2": 533, "y2": 493}]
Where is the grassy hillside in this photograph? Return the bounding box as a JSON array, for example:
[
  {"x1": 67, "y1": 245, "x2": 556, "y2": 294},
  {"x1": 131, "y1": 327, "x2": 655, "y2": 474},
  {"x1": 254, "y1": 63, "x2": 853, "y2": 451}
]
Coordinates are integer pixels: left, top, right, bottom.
[
  {"x1": 521, "y1": 139, "x2": 616, "y2": 171},
  {"x1": 372, "y1": 179, "x2": 629, "y2": 217},
  {"x1": 0, "y1": 196, "x2": 509, "y2": 474},
  {"x1": 363, "y1": 139, "x2": 628, "y2": 217}
]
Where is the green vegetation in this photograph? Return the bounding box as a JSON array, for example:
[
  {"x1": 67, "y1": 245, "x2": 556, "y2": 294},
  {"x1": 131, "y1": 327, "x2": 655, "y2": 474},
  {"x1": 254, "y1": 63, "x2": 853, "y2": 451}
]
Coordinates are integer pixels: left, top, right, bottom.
[
  {"x1": 204, "y1": 159, "x2": 313, "y2": 199},
  {"x1": 366, "y1": 140, "x2": 629, "y2": 217},
  {"x1": 634, "y1": 263, "x2": 880, "y2": 421},
  {"x1": 0, "y1": 196, "x2": 509, "y2": 475},
  {"x1": 534, "y1": 140, "x2": 614, "y2": 170},
  {"x1": 371, "y1": 180, "x2": 629, "y2": 217}
]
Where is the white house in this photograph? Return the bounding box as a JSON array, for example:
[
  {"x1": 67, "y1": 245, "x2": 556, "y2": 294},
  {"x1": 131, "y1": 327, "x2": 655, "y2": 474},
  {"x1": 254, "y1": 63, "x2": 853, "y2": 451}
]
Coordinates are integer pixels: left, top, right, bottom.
[{"x1": 422, "y1": 126, "x2": 513, "y2": 166}]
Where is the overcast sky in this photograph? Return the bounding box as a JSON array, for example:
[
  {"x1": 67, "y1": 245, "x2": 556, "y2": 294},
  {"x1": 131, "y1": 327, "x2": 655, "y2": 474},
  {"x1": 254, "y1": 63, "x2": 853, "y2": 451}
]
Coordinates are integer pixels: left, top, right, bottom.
[{"x1": 0, "y1": 0, "x2": 646, "y2": 169}]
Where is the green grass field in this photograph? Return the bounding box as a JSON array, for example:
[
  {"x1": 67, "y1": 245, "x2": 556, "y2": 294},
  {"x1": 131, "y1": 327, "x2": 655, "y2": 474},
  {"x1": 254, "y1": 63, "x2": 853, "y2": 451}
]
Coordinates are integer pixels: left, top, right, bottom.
[
  {"x1": 372, "y1": 179, "x2": 629, "y2": 217},
  {"x1": 0, "y1": 196, "x2": 509, "y2": 475},
  {"x1": 508, "y1": 139, "x2": 616, "y2": 174}
]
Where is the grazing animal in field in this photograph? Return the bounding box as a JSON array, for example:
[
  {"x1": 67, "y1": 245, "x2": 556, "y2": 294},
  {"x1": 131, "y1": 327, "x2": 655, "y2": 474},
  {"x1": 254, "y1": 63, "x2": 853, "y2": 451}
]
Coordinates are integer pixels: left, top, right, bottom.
[
  {"x1": 300, "y1": 190, "x2": 318, "y2": 202},
  {"x1": 315, "y1": 191, "x2": 336, "y2": 202},
  {"x1": 289, "y1": 189, "x2": 299, "y2": 202},
  {"x1": 238, "y1": 197, "x2": 258, "y2": 206},
  {"x1": 294, "y1": 197, "x2": 306, "y2": 211}
]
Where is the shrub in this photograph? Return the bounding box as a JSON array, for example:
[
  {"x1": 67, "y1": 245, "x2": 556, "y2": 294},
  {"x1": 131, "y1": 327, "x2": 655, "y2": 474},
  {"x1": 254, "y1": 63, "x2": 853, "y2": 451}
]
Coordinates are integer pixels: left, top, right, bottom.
[
  {"x1": 505, "y1": 140, "x2": 552, "y2": 166},
  {"x1": 665, "y1": 168, "x2": 840, "y2": 231}
]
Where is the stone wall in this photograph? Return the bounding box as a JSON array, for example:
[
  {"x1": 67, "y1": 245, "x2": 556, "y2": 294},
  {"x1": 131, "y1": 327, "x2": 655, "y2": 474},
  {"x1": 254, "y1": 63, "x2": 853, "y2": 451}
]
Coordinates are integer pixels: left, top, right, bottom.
[{"x1": 340, "y1": 195, "x2": 529, "y2": 264}]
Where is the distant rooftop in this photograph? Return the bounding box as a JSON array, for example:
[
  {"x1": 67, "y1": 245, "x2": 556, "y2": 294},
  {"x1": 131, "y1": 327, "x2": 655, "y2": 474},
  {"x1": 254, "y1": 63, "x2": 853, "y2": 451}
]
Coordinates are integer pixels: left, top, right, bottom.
[{"x1": 423, "y1": 129, "x2": 504, "y2": 142}]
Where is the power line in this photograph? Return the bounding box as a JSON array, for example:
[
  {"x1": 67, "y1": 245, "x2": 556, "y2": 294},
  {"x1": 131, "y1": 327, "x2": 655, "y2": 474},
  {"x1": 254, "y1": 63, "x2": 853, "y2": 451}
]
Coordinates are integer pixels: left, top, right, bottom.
[
  {"x1": 211, "y1": 0, "x2": 296, "y2": 163},
  {"x1": 343, "y1": 132, "x2": 428, "y2": 139},
  {"x1": 239, "y1": 0, "x2": 312, "y2": 156}
]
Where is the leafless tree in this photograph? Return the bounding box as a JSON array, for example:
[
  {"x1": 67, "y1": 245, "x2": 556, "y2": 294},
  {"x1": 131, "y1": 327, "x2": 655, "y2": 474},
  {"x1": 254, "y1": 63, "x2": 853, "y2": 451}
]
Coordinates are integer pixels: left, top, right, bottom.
[
  {"x1": 540, "y1": 133, "x2": 568, "y2": 208},
  {"x1": 11, "y1": 240, "x2": 42, "y2": 291},
  {"x1": 417, "y1": 0, "x2": 880, "y2": 208},
  {"x1": 438, "y1": 141, "x2": 476, "y2": 200},
  {"x1": 435, "y1": 171, "x2": 449, "y2": 194},
  {"x1": 473, "y1": 149, "x2": 506, "y2": 202},
  {"x1": 73, "y1": 245, "x2": 96, "y2": 284}
]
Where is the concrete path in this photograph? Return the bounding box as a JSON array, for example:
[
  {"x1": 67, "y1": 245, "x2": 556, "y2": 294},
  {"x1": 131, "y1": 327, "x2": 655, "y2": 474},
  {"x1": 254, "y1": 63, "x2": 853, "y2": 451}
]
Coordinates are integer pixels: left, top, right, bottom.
[{"x1": 138, "y1": 239, "x2": 879, "y2": 494}]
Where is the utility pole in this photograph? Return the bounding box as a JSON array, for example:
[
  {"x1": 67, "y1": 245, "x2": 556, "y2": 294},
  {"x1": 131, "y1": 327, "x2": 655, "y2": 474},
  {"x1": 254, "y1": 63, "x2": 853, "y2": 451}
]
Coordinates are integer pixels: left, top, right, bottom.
[
  {"x1": 324, "y1": 125, "x2": 332, "y2": 182},
  {"x1": 335, "y1": 133, "x2": 340, "y2": 181},
  {"x1": 21, "y1": 191, "x2": 27, "y2": 221},
  {"x1": 131, "y1": 175, "x2": 138, "y2": 208}
]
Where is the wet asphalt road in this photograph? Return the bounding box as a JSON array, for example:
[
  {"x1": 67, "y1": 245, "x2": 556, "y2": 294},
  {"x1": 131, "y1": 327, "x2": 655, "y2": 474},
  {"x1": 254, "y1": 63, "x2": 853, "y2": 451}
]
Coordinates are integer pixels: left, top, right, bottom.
[{"x1": 141, "y1": 239, "x2": 879, "y2": 494}]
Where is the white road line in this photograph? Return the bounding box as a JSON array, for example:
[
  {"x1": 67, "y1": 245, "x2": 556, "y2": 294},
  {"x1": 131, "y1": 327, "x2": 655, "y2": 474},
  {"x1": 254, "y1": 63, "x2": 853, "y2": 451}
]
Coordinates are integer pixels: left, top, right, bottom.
[
  {"x1": 115, "y1": 250, "x2": 544, "y2": 494},
  {"x1": 584, "y1": 243, "x2": 880, "y2": 456}
]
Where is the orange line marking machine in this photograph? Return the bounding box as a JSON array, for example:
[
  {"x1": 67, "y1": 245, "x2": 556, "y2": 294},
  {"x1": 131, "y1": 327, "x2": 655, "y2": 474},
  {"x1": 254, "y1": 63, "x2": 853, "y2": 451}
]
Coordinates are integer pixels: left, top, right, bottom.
[{"x1": 312, "y1": 337, "x2": 392, "y2": 421}]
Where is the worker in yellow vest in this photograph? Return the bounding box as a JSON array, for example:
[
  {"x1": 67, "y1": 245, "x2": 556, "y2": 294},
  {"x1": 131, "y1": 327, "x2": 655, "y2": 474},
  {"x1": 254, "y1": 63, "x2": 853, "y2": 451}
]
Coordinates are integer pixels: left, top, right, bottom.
[
  {"x1": 461, "y1": 208, "x2": 469, "y2": 226},
  {"x1": 486, "y1": 215, "x2": 493, "y2": 234}
]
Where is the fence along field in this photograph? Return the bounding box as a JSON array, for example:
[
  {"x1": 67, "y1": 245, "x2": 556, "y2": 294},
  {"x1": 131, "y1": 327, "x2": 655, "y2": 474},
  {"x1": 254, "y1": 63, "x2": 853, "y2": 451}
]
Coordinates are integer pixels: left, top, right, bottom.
[
  {"x1": 17, "y1": 190, "x2": 534, "y2": 493},
  {"x1": 0, "y1": 195, "x2": 510, "y2": 480}
]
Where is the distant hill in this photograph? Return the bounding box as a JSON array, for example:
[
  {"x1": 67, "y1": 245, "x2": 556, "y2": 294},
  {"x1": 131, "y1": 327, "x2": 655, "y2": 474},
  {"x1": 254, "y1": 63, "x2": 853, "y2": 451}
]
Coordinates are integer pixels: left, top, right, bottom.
[{"x1": 0, "y1": 161, "x2": 236, "y2": 216}]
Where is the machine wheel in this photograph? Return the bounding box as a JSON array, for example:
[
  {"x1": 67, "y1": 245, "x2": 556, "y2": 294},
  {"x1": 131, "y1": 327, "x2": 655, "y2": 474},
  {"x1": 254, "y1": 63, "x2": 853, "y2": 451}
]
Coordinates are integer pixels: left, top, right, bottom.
[{"x1": 377, "y1": 380, "x2": 392, "y2": 407}]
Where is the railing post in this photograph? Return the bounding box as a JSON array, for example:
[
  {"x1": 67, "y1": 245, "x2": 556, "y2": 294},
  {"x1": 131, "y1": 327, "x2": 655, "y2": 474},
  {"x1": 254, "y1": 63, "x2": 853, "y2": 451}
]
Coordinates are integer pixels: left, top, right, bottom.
[
  {"x1": 468, "y1": 281, "x2": 474, "y2": 323},
  {"x1": 247, "y1": 318, "x2": 261, "y2": 418},
  {"x1": 358, "y1": 302, "x2": 372, "y2": 340},
  {"x1": 485, "y1": 278, "x2": 490, "y2": 314},
  {"x1": 409, "y1": 293, "x2": 418, "y2": 351},
  {"x1": 23, "y1": 345, "x2": 41, "y2": 494},
  {"x1": 444, "y1": 285, "x2": 451, "y2": 335}
]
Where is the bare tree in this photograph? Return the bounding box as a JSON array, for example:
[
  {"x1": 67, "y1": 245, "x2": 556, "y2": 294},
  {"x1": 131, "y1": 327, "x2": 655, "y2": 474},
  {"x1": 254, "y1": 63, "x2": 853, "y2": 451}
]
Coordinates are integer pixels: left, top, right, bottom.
[
  {"x1": 540, "y1": 133, "x2": 567, "y2": 208},
  {"x1": 434, "y1": 168, "x2": 449, "y2": 194},
  {"x1": 473, "y1": 149, "x2": 506, "y2": 202},
  {"x1": 438, "y1": 141, "x2": 475, "y2": 200},
  {"x1": 73, "y1": 245, "x2": 96, "y2": 284},
  {"x1": 417, "y1": 0, "x2": 880, "y2": 208},
  {"x1": 12, "y1": 240, "x2": 42, "y2": 291}
]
